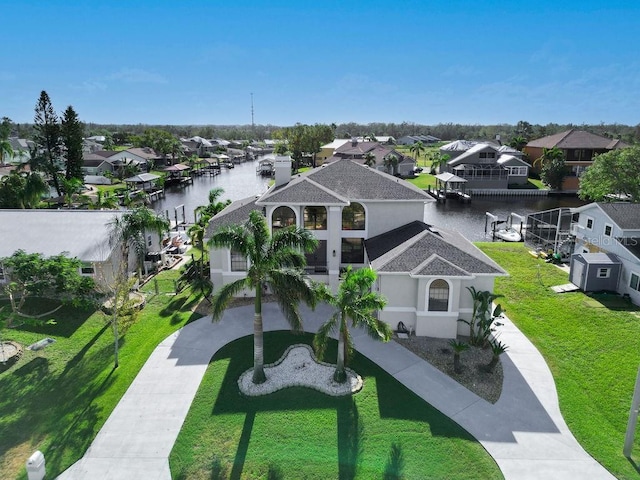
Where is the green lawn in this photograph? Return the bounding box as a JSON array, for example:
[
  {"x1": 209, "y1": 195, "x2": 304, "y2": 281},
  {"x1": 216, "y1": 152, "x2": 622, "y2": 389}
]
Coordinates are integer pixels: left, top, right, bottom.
[
  {"x1": 170, "y1": 331, "x2": 502, "y2": 480},
  {"x1": 0, "y1": 270, "x2": 203, "y2": 479},
  {"x1": 478, "y1": 242, "x2": 640, "y2": 479}
]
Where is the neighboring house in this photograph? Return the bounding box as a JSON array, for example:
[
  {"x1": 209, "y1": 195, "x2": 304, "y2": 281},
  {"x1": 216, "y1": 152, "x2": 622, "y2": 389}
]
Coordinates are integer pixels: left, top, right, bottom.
[
  {"x1": 6, "y1": 138, "x2": 33, "y2": 165},
  {"x1": 206, "y1": 157, "x2": 507, "y2": 338},
  {"x1": 524, "y1": 130, "x2": 629, "y2": 191},
  {"x1": 0, "y1": 210, "x2": 164, "y2": 287},
  {"x1": 181, "y1": 136, "x2": 217, "y2": 157},
  {"x1": 83, "y1": 138, "x2": 104, "y2": 153},
  {"x1": 107, "y1": 147, "x2": 162, "y2": 170},
  {"x1": 82, "y1": 153, "x2": 114, "y2": 176},
  {"x1": 317, "y1": 139, "x2": 351, "y2": 165},
  {"x1": 444, "y1": 143, "x2": 529, "y2": 189},
  {"x1": 397, "y1": 134, "x2": 441, "y2": 145},
  {"x1": 570, "y1": 202, "x2": 640, "y2": 304},
  {"x1": 327, "y1": 139, "x2": 415, "y2": 176},
  {"x1": 439, "y1": 140, "x2": 478, "y2": 159}
]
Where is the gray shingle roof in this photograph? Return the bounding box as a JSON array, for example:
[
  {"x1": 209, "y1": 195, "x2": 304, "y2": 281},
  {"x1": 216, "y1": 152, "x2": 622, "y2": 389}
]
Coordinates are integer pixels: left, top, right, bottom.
[
  {"x1": 301, "y1": 159, "x2": 431, "y2": 201},
  {"x1": 0, "y1": 210, "x2": 123, "y2": 261},
  {"x1": 258, "y1": 178, "x2": 348, "y2": 205},
  {"x1": 205, "y1": 196, "x2": 262, "y2": 236},
  {"x1": 598, "y1": 203, "x2": 640, "y2": 229},
  {"x1": 367, "y1": 221, "x2": 506, "y2": 276}
]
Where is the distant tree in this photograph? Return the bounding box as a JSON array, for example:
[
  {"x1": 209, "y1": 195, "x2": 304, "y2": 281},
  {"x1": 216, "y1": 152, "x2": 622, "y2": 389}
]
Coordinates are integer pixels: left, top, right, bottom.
[
  {"x1": 430, "y1": 152, "x2": 450, "y2": 174},
  {"x1": 89, "y1": 190, "x2": 119, "y2": 210},
  {"x1": 33, "y1": 90, "x2": 63, "y2": 196},
  {"x1": 273, "y1": 142, "x2": 288, "y2": 155},
  {"x1": 383, "y1": 154, "x2": 399, "y2": 176},
  {"x1": 61, "y1": 106, "x2": 85, "y2": 181},
  {"x1": 103, "y1": 132, "x2": 115, "y2": 150},
  {"x1": 579, "y1": 146, "x2": 640, "y2": 202},
  {"x1": 534, "y1": 147, "x2": 567, "y2": 190},
  {"x1": 1, "y1": 250, "x2": 95, "y2": 325},
  {"x1": 409, "y1": 141, "x2": 425, "y2": 165},
  {"x1": 314, "y1": 266, "x2": 391, "y2": 383},
  {"x1": 508, "y1": 136, "x2": 527, "y2": 151},
  {"x1": 514, "y1": 120, "x2": 534, "y2": 139},
  {"x1": 0, "y1": 117, "x2": 13, "y2": 164},
  {"x1": 276, "y1": 123, "x2": 334, "y2": 169}
]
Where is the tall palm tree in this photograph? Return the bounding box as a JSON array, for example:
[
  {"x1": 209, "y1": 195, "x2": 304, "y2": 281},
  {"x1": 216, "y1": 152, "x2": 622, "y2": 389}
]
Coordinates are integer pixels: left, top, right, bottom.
[
  {"x1": 314, "y1": 266, "x2": 392, "y2": 383},
  {"x1": 409, "y1": 141, "x2": 425, "y2": 166},
  {"x1": 109, "y1": 206, "x2": 170, "y2": 280},
  {"x1": 208, "y1": 210, "x2": 319, "y2": 384},
  {"x1": 0, "y1": 139, "x2": 13, "y2": 164},
  {"x1": 195, "y1": 187, "x2": 230, "y2": 222}
]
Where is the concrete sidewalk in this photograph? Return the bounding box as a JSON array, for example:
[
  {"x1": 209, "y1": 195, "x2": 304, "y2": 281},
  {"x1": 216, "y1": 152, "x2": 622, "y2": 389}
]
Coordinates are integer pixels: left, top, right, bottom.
[{"x1": 58, "y1": 303, "x2": 614, "y2": 479}]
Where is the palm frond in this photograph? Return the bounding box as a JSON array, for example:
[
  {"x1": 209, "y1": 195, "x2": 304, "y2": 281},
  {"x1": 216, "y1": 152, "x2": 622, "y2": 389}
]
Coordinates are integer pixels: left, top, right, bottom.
[{"x1": 211, "y1": 278, "x2": 248, "y2": 320}]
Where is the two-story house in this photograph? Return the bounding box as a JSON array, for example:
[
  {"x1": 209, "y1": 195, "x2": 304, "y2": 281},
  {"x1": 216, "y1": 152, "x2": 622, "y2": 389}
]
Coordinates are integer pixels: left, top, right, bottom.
[
  {"x1": 524, "y1": 130, "x2": 628, "y2": 191},
  {"x1": 570, "y1": 202, "x2": 640, "y2": 303},
  {"x1": 444, "y1": 143, "x2": 530, "y2": 189},
  {"x1": 206, "y1": 157, "x2": 507, "y2": 338}
]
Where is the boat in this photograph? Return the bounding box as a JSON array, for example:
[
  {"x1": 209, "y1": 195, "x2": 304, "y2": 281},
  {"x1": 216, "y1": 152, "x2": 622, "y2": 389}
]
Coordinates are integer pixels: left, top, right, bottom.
[{"x1": 494, "y1": 227, "x2": 522, "y2": 242}]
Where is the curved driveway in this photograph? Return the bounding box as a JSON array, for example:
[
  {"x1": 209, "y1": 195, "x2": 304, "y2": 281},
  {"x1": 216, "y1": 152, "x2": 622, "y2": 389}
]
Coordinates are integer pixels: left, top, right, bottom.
[{"x1": 58, "y1": 302, "x2": 614, "y2": 479}]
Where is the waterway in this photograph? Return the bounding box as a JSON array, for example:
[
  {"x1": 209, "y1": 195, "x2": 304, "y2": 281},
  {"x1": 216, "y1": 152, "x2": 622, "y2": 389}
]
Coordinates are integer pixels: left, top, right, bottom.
[{"x1": 152, "y1": 160, "x2": 586, "y2": 241}]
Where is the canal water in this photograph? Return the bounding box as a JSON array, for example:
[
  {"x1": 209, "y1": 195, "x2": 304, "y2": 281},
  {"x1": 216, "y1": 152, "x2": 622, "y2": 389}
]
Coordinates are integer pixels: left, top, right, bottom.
[{"x1": 153, "y1": 160, "x2": 586, "y2": 241}]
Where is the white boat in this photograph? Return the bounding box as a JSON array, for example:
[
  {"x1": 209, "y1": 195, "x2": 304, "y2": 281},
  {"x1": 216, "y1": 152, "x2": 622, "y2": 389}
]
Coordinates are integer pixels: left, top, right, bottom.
[{"x1": 494, "y1": 227, "x2": 522, "y2": 242}]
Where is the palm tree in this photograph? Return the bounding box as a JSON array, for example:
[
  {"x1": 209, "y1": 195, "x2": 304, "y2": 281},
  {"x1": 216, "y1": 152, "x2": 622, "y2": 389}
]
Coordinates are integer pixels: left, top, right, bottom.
[
  {"x1": 314, "y1": 266, "x2": 392, "y2": 383},
  {"x1": 533, "y1": 146, "x2": 563, "y2": 170},
  {"x1": 363, "y1": 152, "x2": 376, "y2": 167},
  {"x1": 207, "y1": 210, "x2": 319, "y2": 384},
  {"x1": 195, "y1": 187, "x2": 230, "y2": 223},
  {"x1": 383, "y1": 154, "x2": 399, "y2": 176},
  {"x1": 89, "y1": 190, "x2": 119, "y2": 210},
  {"x1": 109, "y1": 206, "x2": 170, "y2": 280},
  {"x1": 430, "y1": 152, "x2": 450, "y2": 174},
  {"x1": 409, "y1": 141, "x2": 425, "y2": 166},
  {"x1": 0, "y1": 139, "x2": 13, "y2": 164},
  {"x1": 508, "y1": 136, "x2": 527, "y2": 151},
  {"x1": 448, "y1": 339, "x2": 469, "y2": 374},
  {"x1": 485, "y1": 339, "x2": 508, "y2": 373}
]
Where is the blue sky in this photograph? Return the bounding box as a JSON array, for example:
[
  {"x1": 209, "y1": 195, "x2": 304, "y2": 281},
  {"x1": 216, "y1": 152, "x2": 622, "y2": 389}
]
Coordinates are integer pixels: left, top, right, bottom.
[{"x1": 2, "y1": 0, "x2": 639, "y2": 127}]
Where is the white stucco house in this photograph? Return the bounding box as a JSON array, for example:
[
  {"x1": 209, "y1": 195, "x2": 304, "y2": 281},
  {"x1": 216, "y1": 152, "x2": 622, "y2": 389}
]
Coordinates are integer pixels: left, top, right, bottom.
[
  {"x1": 0, "y1": 210, "x2": 166, "y2": 288},
  {"x1": 570, "y1": 202, "x2": 640, "y2": 304},
  {"x1": 206, "y1": 157, "x2": 507, "y2": 338}
]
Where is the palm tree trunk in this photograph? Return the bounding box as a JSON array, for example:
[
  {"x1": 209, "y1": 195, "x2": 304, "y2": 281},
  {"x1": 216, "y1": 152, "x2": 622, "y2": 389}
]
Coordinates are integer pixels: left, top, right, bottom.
[
  {"x1": 334, "y1": 319, "x2": 347, "y2": 383},
  {"x1": 252, "y1": 286, "x2": 266, "y2": 384}
]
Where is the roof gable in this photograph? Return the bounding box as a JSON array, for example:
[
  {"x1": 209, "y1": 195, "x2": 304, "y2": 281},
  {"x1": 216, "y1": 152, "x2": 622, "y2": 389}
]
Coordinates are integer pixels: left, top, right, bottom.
[
  {"x1": 206, "y1": 196, "x2": 262, "y2": 235},
  {"x1": 366, "y1": 221, "x2": 506, "y2": 276},
  {"x1": 258, "y1": 177, "x2": 348, "y2": 205},
  {"x1": 597, "y1": 202, "x2": 640, "y2": 230}
]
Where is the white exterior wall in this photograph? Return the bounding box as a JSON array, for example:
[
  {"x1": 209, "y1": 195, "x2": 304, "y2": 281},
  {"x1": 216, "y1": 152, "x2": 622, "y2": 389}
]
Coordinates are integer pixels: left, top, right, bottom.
[{"x1": 365, "y1": 201, "x2": 426, "y2": 237}]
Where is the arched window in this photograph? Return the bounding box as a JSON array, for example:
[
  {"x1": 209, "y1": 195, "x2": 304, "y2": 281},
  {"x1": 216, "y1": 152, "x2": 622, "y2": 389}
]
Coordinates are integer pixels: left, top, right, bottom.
[
  {"x1": 342, "y1": 202, "x2": 365, "y2": 230},
  {"x1": 303, "y1": 206, "x2": 327, "y2": 230},
  {"x1": 428, "y1": 279, "x2": 449, "y2": 312},
  {"x1": 272, "y1": 206, "x2": 296, "y2": 230}
]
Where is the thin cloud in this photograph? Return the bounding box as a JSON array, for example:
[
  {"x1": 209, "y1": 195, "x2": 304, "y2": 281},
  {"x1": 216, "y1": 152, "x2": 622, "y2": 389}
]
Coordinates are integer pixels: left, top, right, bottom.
[
  {"x1": 70, "y1": 80, "x2": 108, "y2": 92},
  {"x1": 108, "y1": 68, "x2": 167, "y2": 84}
]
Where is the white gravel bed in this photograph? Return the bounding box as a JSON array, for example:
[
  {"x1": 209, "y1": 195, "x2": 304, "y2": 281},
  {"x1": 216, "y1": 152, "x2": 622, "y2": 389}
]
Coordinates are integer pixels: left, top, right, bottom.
[{"x1": 238, "y1": 344, "x2": 363, "y2": 397}]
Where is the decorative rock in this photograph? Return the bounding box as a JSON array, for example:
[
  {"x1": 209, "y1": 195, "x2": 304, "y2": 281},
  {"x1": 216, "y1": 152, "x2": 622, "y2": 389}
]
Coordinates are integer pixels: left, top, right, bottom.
[{"x1": 238, "y1": 344, "x2": 363, "y2": 397}]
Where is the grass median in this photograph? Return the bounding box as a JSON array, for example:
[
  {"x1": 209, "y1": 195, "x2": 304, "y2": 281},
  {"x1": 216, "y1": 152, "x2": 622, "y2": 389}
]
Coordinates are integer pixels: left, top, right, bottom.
[{"x1": 170, "y1": 331, "x2": 503, "y2": 479}]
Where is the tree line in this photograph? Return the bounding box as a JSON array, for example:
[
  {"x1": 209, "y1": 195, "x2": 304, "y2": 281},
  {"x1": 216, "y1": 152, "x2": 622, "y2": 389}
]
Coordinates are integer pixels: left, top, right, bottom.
[{"x1": 5, "y1": 118, "x2": 640, "y2": 145}]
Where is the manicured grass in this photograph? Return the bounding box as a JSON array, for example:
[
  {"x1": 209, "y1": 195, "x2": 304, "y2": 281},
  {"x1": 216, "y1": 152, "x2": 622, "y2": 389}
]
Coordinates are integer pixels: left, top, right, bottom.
[
  {"x1": 0, "y1": 270, "x2": 203, "y2": 479},
  {"x1": 478, "y1": 242, "x2": 640, "y2": 479},
  {"x1": 406, "y1": 173, "x2": 437, "y2": 190},
  {"x1": 170, "y1": 331, "x2": 502, "y2": 479}
]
